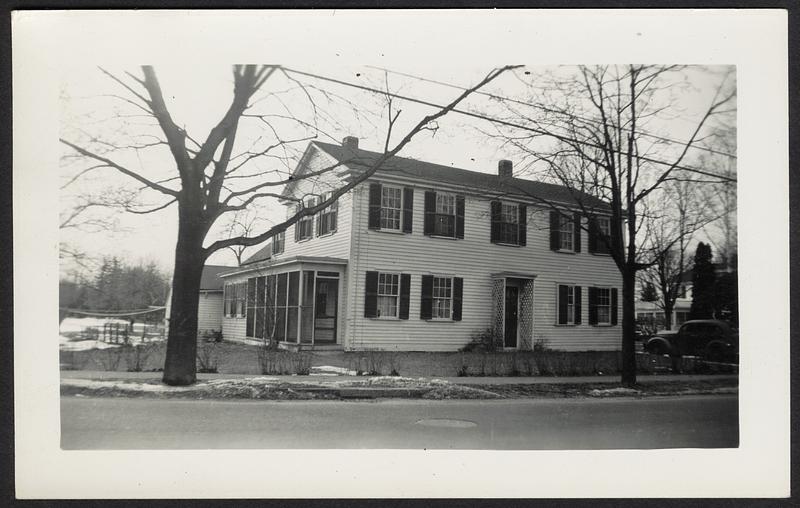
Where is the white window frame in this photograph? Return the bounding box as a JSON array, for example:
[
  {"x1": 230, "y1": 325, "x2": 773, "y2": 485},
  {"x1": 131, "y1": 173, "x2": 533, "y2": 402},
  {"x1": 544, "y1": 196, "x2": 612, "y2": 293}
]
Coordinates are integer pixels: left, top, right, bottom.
[
  {"x1": 558, "y1": 284, "x2": 576, "y2": 325},
  {"x1": 433, "y1": 193, "x2": 456, "y2": 237},
  {"x1": 376, "y1": 272, "x2": 400, "y2": 318},
  {"x1": 235, "y1": 282, "x2": 247, "y2": 318},
  {"x1": 296, "y1": 197, "x2": 316, "y2": 241},
  {"x1": 272, "y1": 230, "x2": 285, "y2": 255},
  {"x1": 498, "y1": 202, "x2": 519, "y2": 245},
  {"x1": 379, "y1": 185, "x2": 403, "y2": 231},
  {"x1": 596, "y1": 287, "x2": 612, "y2": 325},
  {"x1": 431, "y1": 276, "x2": 453, "y2": 320},
  {"x1": 317, "y1": 191, "x2": 338, "y2": 236},
  {"x1": 559, "y1": 215, "x2": 574, "y2": 251}
]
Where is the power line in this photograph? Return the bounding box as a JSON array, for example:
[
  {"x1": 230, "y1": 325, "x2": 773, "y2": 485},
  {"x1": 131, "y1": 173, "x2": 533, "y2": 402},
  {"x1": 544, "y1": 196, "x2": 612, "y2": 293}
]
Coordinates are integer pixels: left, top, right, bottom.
[
  {"x1": 279, "y1": 66, "x2": 737, "y2": 184},
  {"x1": 365, "y1": 65, "x2": 738, "y2": 159}
]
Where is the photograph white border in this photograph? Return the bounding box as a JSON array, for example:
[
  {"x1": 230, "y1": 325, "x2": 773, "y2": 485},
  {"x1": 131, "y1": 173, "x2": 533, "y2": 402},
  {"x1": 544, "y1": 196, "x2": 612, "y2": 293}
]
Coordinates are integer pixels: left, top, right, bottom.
[{"x1": 13, "y1": 9, "x2": 789, "y2": 499}]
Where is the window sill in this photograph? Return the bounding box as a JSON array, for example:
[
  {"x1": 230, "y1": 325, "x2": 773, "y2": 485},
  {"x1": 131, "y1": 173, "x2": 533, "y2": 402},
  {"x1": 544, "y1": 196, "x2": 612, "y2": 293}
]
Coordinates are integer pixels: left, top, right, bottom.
[
  {"x1": 554, "y1": 323, "x2": 579, "y2": 327},
  {"x1": 592, "y1": 323, "x2": 615, "y2": 327},
  {"x1": 370, "y1": 316, "x2": 401, "y2": 321},
  {"x1": 494, "y1": 242, "x2": 522, "y2": 248},
  {"x1": 371, "y1": 228, "x2": 405, "y2": 235},
  {"x1": 317, "y1": 230, "x2": 337, "y2": 239},
  {"x1": 554, "y1": 249, "x2": 576, "y2": 255},
  {"x1": 295, "y1": 237, "x2": 313, "y2": 243},
  {"x1": 427, "y1": 318, "x2": 454, "y2": 322},
  {"x1": 590, "y1": 252, "x2": 611, "y2": 257},
  {"x1": 428, "y1": 234, "x2": 459, "y2": 240}
]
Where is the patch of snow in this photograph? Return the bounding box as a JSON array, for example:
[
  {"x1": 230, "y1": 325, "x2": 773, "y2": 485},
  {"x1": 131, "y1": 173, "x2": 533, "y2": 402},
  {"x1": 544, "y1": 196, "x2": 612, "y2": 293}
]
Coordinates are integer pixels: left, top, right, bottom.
[
  {"x1": 59, "y1": 317, "x2": 131, "y2": 334},
  {"x1": 589, "y1": 387, "x2": 641, "y2": 397},
  {"x1": 59, "y1": 335, "x2": 121, "y2": 351},
  {"x1": 62, "y1": 378, "x2": 193, "y2": 392},
  {"x1": 310, "y1": 365, "x2": 358, "y2": 376}
]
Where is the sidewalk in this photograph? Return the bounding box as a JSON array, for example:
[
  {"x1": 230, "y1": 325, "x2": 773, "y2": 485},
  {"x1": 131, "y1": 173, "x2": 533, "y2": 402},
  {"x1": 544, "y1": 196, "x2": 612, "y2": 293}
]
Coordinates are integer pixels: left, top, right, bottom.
[{"x1": 61, "y1": 370, "x2": 738, "y2": 385}]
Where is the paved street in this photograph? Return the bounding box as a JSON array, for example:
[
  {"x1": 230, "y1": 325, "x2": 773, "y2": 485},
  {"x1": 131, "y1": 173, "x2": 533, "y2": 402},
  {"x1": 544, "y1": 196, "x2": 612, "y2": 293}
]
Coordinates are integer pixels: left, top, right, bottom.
[{"x1": 61, "y1": 395, "x2": 738, "y2": 450}]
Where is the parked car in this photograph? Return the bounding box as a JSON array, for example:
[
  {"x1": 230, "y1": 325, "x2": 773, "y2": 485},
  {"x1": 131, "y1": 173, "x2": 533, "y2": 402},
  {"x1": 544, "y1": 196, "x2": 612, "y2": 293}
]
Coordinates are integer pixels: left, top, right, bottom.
[{"x1": 643, "y1": 320, "x2": 738, "y2": 362}]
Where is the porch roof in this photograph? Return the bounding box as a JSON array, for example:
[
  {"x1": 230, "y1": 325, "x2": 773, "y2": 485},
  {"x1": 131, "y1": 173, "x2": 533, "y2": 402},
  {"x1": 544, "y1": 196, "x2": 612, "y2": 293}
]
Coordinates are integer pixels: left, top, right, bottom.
[
  {"x1": 491, "y1": 271, "x2": 538, "y2": 280},
  {"x1": 218, "y1": 256, "x2": 348, "y2": 278}
]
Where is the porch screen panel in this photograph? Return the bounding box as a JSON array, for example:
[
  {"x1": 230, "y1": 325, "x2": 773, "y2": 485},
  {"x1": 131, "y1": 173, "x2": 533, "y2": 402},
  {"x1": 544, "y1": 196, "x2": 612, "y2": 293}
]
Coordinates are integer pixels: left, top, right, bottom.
[
  {"x1": 301, "y1": 271, "x2": 315, "y2": 343},
  {"x1": 265, "y1": 275, "x2": 276, "y2": 341},
  {"x1": 519, "y1": 280, "x2": 535, "y2": 350},
  {"x1": 246, "y1": 278, "x2": 256, "y2": 337},
  {"x1": 275, "y1": 273, "x2": 288, "y2": 341},
  {"x1": 286, "y1": 271, "x2": 300, "y2": 342},
  {"x1": 255, "y1": 276, "x2": 265, "y2": 339}
]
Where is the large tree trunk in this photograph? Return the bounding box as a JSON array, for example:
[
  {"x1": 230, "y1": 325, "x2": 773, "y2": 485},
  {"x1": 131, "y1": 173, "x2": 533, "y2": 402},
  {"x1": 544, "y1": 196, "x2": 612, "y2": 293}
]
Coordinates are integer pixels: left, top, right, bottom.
[
  {"x1": 663, "y1": 300, "x2": 674, "y2": 331},
  {"x1": 163, "y1": 209, "x2": 208, "y2": 386},
  {"x1": 620, "y1": 268, "x2": 637, "y2": 386}
]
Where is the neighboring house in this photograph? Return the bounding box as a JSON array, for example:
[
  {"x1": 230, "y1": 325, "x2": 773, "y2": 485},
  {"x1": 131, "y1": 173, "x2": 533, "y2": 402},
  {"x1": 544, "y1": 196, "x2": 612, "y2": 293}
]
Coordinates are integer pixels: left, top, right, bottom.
[
  {"x1": 219, "y1": 137, "x2": 622, "y2": 351},
  {"x1": 165, "y1": 264, "x2": 232, "y2": 336}
]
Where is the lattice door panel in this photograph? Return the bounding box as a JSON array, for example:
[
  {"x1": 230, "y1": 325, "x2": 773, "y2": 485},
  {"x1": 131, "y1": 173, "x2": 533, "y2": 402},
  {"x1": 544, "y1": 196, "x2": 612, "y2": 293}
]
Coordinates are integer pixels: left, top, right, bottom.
[
  {"x1": 491, "y1": 278, "x2": 505, "y2": 348},
  {"x1": 518, "y1": 280, "x2": 535, "y2": 350}
]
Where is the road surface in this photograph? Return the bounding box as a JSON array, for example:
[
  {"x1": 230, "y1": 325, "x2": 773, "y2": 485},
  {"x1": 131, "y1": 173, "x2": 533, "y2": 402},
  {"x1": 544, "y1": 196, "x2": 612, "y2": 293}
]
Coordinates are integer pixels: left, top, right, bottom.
[{"x1": 61, "y1": 395, "x2": 738, "y2": 450}]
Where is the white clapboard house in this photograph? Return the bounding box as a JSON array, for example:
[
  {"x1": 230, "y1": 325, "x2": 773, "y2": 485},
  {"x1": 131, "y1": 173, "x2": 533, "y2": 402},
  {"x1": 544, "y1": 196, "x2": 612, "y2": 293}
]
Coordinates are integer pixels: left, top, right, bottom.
[{"x1": 219, "y1": 137, "x2": 622, "y2": 351}]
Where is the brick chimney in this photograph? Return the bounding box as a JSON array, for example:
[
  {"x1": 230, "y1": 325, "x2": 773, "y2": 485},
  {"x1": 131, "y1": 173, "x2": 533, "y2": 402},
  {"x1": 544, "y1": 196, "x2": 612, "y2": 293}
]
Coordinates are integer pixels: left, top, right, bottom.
[
  {"x1": 342, "y1": 136, "x2": 359, "y2": 150},
  {"x1": 498, "y1": 159, "x2": 513, "y2": 178}
]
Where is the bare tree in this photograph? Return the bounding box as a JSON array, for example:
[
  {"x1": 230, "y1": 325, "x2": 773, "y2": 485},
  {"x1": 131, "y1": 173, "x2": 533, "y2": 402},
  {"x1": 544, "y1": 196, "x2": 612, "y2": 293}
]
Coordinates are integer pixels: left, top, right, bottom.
[
  {"x1": 60, "y1": 64, "x2": 517, "y2": 385},
  {"x1": 488, "y1": 65, "x2": 736, "y2": 385}
]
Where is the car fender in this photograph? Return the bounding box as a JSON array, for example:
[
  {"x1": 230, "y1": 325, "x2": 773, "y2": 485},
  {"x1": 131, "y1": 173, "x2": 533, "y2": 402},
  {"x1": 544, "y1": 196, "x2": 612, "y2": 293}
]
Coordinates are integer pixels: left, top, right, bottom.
[{"x1": 644, "y1": 337, "x2": 672, "y2": 355}]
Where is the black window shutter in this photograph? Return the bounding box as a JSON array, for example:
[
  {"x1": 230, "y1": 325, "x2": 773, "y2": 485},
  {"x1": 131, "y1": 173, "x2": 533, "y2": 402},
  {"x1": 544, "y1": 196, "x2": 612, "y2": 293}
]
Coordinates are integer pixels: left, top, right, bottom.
[
  {"x1": 424, "y1": 191, "x2": 436, "y2": 236},
  {"x1": 490, "y1": 201, "x2": 501, "y2": 243},
  {"x1": 420, "y1": 275, "x2": 434, "y2": 320},
  {"x1": 588, "y1": 217, "x2": 598, "y2": 253},
  {"x1": 607, "y1": 219, "x2": 617, "y2": 255},
  {"x1": 518, "y1": 205, "x2": 527, "y2": 246},
  {"x1": 364, "y1": 271, "x2": 379, "y2": 318},
  {"x1": 573, "y1": 212, "x2": 581, "y2": 252},
  {"x1": 315, "y1": 210, "x2": 321, "y2": 237},
  {"x1": 402, "y1": 187, "x2": 414, "y2": 233},
  {"x1": 550, "y1": 211, "x2": 560, "y2": 250},
  {"x1": 574, "y1": 286, "x2": 582, "y2": 324},
  {"x1": 588, "y1": 286, "x2": 598, "y2": 325},
  {"x1": 294, "y1": 210, "x2": 300, "y2": 242},
  {"x1": 452, "y1": 277, "x2": 463, "y2": 321},
  {"x1": 368, "y1": 183, "x2": 382, "y2": 230},
  {"x1": 557, "y1": 284, "x2": 568, "y2": 325},
  {"x1": 399, "y1": 274, "x2": 411, "y2": 319},
  {"x1": 455, "y1": 196, "x2": 465, "y2": 239},
  {"x1": 611, "y1": 288, "x2": 618, "y2": 325}
]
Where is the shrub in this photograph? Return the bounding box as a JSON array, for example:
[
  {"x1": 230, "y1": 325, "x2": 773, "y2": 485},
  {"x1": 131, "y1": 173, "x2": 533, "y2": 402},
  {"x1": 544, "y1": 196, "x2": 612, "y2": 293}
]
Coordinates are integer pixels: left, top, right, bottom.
[
  {"x1": 291, "y1": 351, "x2": 313, "y2": 375},
  {"x1": 124, "y1": 342, "x2": 160, "y2": 372},
  {"x1": 93, "y1": 347, "x2": 124, "y2": 371},
  {"x1": 460, "y1": 328, "x2": 501, "y2": 353},
  {"x1": 196, "y1": 340, "x2": 219, "y2": 374},
  {"x1": 386, "y1": 350, "x2": 402, "y2": 376}
]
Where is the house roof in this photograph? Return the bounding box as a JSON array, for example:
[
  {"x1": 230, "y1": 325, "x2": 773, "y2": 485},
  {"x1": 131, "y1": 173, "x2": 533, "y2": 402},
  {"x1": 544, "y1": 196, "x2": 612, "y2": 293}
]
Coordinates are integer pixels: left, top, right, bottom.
[
  {"x1": 312, "y1": 141, "x2": 610, "y2": 210},
  {"x1": 199, "y1": 265, "x2": 233, "y2": 291},
  {"x1": 241, "y1": 242, "x2": 272, "y2": 266}
]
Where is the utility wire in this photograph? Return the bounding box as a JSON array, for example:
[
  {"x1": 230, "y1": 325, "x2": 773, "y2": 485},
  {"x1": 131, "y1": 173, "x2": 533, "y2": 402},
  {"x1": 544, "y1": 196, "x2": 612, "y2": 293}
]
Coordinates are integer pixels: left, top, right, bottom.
[
  {"x1": 280, "y1": 66, "x2": 737, "y2": 183},
  {"x1": 366, "y1": 65, "x2": 737, "y2": 159}
]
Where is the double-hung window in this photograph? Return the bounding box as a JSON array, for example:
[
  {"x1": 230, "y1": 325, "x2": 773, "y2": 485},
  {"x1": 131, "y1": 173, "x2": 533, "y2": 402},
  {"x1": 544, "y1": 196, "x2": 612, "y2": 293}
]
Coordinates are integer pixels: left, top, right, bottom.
[
  {"x1": 499, "y1": 203, "x2": 519, "y2": 244},
  {"x1": 380, "y1": 186, "x2": 403, "y2": 230},
  {"x1": 432, "y1": 276, "x2": 453, "y2": 319},
  {"x1": 596, "y1": 288, "x2": 611, "y2": 324},
  {"x1": 377, "y1": 273, "x2": 400, "y2": 318},
  {"x1": 597, "y1": 217, "x2": 611, "y2": 239},
  {"x1": 272, "y1": 231, "x2": 285, "y2": 255},
  {"x1": 588, "y1": 286, "x2": 617, "y2": 325},
  {"x1": 317, "y1": 191, "x2": 338, "y2": 236},
  {"x1": 434, "y1": 193, "x2": 456, "y2": 237},
  {"x1": 295, "y1": 197, "x2": 315, "y2": 241},
  {"x1": 557, "y1": 284, "x2": 582, "y2": 325},
  {"x1": 559, "y1": 215, "x2": 575, "y2": 251}
]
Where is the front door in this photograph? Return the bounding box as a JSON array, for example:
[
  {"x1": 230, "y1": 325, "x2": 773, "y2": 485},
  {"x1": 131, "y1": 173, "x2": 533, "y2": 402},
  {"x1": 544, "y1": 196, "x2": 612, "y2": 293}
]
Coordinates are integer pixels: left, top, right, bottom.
[
  {"x1": 504, "y1": 285, "x2": 519, "y2": 348},
  {"x1": 314, "y1": 279, "x2": 338, "y2": 343}
]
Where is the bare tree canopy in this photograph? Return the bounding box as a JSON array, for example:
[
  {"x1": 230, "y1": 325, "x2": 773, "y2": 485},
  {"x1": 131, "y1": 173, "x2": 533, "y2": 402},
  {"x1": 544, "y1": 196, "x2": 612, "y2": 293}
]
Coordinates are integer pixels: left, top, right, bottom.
[
  {"x1": 483, "y1": 65, "x2": 736, "y2": 384},
  {"x1": 60, "y1": 64, "x2": 518, "y2": 385}
]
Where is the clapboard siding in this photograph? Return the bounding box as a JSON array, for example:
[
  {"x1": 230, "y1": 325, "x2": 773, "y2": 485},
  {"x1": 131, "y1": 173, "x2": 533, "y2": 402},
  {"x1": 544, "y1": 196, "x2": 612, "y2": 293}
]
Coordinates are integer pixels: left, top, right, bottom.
[
  {"x1": 345, "y1": 182, "x2": 622, "y2": 351},
  {"x1": 197, "y1": 291, "x2": 223, "y2": 332},
  {"x1": 222, "y1": 315, "x2": 248, "y2": 344},
  {"x1": 274, "y1": 145, "x2": 353, "y2": 260}
]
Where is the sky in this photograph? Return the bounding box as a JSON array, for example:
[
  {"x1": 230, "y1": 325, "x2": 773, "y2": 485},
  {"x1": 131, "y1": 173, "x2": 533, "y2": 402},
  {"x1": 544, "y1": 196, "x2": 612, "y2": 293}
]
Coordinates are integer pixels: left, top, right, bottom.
[{"x1": 58, "y1": 62, "x2": 735, "y2": 277}]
